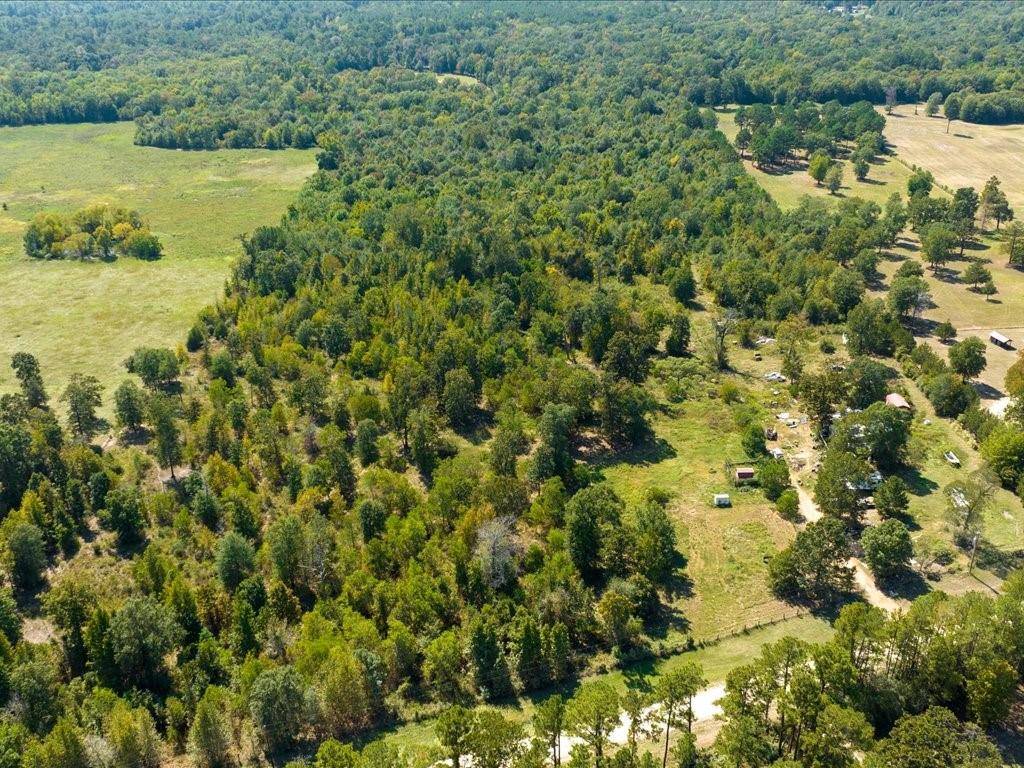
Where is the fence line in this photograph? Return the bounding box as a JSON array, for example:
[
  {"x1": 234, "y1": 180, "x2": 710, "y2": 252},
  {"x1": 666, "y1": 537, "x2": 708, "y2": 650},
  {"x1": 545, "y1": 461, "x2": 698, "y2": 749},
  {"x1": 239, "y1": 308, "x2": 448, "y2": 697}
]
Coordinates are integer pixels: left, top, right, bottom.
[
  {"x1": 398, "y1": 607, "x2": 816, "y2": 728},
  {"x1": 630, "y1": 607, "x2": 814, "y2": 664}
]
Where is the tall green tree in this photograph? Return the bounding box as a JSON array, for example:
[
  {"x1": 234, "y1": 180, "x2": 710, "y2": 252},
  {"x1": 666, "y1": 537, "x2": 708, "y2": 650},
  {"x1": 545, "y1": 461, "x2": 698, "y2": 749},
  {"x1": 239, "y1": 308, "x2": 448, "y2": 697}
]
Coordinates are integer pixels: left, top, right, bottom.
[
  {"x1": 60, "y1": 374, "x2": 103, "y2": 441},
  {"x1": 10, "y1": 353, "x2": 47, "y2": 409}
]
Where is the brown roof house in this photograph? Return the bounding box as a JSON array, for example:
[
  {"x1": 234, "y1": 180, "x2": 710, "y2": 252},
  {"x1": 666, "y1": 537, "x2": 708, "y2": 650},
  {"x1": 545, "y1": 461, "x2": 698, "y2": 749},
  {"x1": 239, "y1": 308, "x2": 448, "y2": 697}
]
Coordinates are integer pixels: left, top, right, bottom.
[{"x1": 734, "y1": 466, "x2": 756, "y2": 486}]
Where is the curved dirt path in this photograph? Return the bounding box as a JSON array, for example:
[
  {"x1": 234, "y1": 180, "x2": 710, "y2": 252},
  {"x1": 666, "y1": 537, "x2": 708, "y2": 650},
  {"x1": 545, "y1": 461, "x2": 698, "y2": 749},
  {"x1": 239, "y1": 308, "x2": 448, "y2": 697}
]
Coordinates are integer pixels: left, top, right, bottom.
[
  {"x1": 796, "y1": 480, "x2": 903, "y2": 614},
  {"x1": 850, "y1": 558, "x2": 902, "y2": 612}
]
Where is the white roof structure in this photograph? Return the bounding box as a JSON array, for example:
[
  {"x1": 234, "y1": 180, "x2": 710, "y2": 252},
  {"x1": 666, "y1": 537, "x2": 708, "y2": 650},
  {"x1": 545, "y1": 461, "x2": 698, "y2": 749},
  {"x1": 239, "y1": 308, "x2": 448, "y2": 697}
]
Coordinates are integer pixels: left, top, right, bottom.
[{"x1": 885, "y1": 393, "x2": 911, "y2": 410}]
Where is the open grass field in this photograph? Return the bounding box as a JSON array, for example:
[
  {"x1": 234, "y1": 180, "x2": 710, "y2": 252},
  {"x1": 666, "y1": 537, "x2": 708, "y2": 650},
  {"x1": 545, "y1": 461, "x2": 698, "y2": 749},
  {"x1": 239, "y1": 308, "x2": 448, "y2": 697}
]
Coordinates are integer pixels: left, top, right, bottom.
[
  {"x1": 596, "y1": 311, "x2": 839, "y2": 641},
  {"x1": 875, "y1": 236, "x2": 1024, "y2": 404},
  {"x1": 716, "y1": 108, "x2": 916, "y2": 210},
  {"x1": 899, "y1": 381, "x2": 1024, "y2": 550},
  {"x1": 882, "y1": 105, "x2": 1024, "y2": 211},
  {"x1": 600, "y1": 394, "x2": 797, "y2": 641},
  {"x1": 0, "y1": 121, "x2": 316, "y2": 408}
]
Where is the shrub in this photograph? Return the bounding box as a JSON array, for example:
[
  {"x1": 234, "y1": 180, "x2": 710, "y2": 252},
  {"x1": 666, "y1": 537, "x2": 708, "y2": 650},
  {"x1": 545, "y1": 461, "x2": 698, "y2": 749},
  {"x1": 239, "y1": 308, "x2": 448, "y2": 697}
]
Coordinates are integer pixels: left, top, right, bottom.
[{"x1": 776, "y1": 489, "x2": 800, "y2": 521}]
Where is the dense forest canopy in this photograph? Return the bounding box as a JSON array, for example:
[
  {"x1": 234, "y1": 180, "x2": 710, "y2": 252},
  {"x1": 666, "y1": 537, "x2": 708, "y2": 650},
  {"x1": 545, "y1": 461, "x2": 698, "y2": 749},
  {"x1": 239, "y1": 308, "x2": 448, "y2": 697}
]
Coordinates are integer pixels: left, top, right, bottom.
[
  {"x1": 3, "y1": 1, "x2": 1024, "y2": 147},
  {"x1": 2, "y1": 2, "x2": 1024, "y2": 768}
]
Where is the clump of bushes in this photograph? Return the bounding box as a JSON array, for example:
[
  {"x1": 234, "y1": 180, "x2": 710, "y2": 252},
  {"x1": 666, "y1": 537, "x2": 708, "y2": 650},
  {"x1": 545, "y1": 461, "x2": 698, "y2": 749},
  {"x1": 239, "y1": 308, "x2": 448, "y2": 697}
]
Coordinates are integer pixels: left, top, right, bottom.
[{"x1": 24, "y1": 204, "x2": 163, "y2": 261}]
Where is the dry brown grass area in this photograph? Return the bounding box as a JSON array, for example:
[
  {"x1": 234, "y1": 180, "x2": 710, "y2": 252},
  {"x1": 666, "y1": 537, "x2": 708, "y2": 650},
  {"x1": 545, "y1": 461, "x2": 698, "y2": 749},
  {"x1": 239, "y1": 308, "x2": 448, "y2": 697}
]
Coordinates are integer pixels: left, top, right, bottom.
[{"x1": 881, "y1": 105, "x2": 1024, "y2": 210}]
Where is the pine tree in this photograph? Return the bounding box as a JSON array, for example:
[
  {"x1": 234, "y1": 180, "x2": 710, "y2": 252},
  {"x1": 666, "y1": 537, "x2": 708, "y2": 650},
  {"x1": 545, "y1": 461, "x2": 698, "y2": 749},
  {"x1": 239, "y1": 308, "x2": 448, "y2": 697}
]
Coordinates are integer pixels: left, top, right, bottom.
[
  {"x1": 188, "y1": 688, "x2": 232, "y2": 768},
  {"x1": 10, "y1": 352, "x2": 47, "y2": 409},
  {"x1": 515, "y1": 615, "x2": 548, "y2": 691},
  {"x1": 469, "y1": 619, "x2": 513, "y2": 700},
  {"x1": 546, "y1": 622, "x2": 572, "y2": 683}
]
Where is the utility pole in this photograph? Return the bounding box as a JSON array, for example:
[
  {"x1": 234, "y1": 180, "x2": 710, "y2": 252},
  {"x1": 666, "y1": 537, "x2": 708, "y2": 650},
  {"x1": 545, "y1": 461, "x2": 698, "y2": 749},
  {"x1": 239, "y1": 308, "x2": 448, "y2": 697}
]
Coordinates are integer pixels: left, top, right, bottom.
[{"x1": 968, "y1": 532, "x2": 980, "y2": 573}]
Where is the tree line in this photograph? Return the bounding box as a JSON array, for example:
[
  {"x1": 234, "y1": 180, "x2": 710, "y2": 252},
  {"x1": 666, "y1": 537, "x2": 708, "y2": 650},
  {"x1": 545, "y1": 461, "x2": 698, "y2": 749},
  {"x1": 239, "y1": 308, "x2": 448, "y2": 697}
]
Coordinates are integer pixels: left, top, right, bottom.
[{"x1": 4, "y1": 3, "x2": 1024, "y2": 147}]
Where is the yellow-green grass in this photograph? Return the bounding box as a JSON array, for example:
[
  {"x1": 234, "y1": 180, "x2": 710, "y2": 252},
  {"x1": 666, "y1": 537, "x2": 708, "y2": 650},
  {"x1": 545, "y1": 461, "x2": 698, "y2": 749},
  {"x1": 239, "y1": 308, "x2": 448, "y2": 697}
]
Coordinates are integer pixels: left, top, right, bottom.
[
  {"x1": 875, "y1": 235, "x2": 1024, "y2": 402},
  {"x1": 0, "y1": 121, "x2": 316, "y2": 408},
  {"x1": 600, "y1": 364, "x2": 798, "y2": 641},
  {"x1": 898, "y1": 382, "x2": 1024, "y2": 555},
  {"x1": 380, "y1": 614, "x2": 834, "y2": 762},
  {"x1": 716, "y1": 109, "x2": 914, "y2": 210},
  {"x1": 881, "y1": 105, "x2": 1024, "y2": 211},
  {"x1": 435, "y1": 72, "x2": 484, "y2": 87}
]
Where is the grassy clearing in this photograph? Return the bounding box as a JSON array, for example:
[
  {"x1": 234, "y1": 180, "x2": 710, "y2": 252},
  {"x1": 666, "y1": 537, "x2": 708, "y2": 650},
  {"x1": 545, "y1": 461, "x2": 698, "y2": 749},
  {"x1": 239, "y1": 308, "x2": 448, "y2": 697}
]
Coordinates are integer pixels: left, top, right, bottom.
[
  {"x1": 882, "y1": 105, "x2": 1024, "y2": 210},
  {"x1": 897, "y1": 381, "x2": 1024, "y2": 551},
  {"x1": 716, "y1": 109, "x2": 915, "y2": 210},
  {"x1": 0, "y1": 121, "x2": 315, "y2": 407},
  {"x1": 601, "y1": 394, "x2": 797, "y2": 641},
  {"x1": 596, "y1": 313, "x2": 830, "y2": 642},
  {"x1": 434, "y1": 72, "x2": 484, "y2": 87},
  {"x1": 875, "y1": 237, "x2": 1024, "y2": 402}
]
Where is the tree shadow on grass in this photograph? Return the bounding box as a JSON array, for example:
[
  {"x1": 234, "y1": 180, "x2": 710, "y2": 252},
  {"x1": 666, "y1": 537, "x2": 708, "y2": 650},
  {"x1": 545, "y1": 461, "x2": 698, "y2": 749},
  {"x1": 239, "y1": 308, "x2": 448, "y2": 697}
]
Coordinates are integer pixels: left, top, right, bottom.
[
  {"x1": 932, "y1": 266, "x2": 962, "y2": 284},
  {"x1": 455, "y1": 408, "x2": 494, "y2": 446},
  {"x1": 896, "y1": 466, "x2": 939, "y2": 498},
  {"x1": 664, "y1": 566, "x2": 694, "y2": 601},
  {"x1": 593, "y1": 436, "x2": 677, "y2": 469},
  {"x1": 907, "y1": 316, "x2": 941, "y2": 338},
  {"x1": 755, "y1": 158, "x2": 807, "y2": 176},
  {"x1": 883, "y1": 507, "x2": 922, "y2": 532},
  {"x1": 623, "y1": 666, "x2": 656, "y2": 695},
  {"x1": 973, "y1": 538, "x2": 1024, "y2": 579},
  {"x1": 645, "y1": 600, "x2": 692, "y2": 642},
  {"x1": 117, "y1": 425, "x2": 152, "y2": 447},
  {"x1": 878, "y1": 569, "x2": 931, "y2": 601}
]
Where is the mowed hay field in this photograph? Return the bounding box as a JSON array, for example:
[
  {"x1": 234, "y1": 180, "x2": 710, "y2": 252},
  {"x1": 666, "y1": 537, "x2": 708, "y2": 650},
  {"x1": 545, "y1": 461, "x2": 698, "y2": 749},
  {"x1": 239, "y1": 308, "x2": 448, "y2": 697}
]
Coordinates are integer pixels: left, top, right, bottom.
[
  {"x1": 0, "y1": 121, "x2": 316, "y2": 405},
  {"x1": 882, "y1": 105, "x2": 1024, "y2": 211},
  {"x1": 716, "y1": 108, "x2": 917, "y2": 210},
  {"x1": 875, "y1": 106, "x2": 1024, "y2": 405},
  {"x1": 875, "y1": 234, "x2": 1024, "y2": 405}
]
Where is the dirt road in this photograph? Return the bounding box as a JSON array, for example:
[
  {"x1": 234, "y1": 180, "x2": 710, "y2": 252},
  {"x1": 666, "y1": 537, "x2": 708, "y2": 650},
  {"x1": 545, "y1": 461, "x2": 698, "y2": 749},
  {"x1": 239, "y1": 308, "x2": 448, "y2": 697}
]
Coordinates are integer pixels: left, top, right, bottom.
[{"x1": 795, "y1": 481, "x2": 904, "y2": 614}]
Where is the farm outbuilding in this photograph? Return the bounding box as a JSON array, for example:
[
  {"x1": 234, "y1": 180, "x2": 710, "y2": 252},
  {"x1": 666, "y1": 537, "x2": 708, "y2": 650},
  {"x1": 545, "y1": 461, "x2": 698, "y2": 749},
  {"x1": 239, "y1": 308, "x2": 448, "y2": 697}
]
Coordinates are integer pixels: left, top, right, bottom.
[
  {"x1": 990, "y1": 331, "x2": 1013, "y2": 349},
  {"x1": 734, "y1": 467, "x2": 756, "y2": 484}
]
